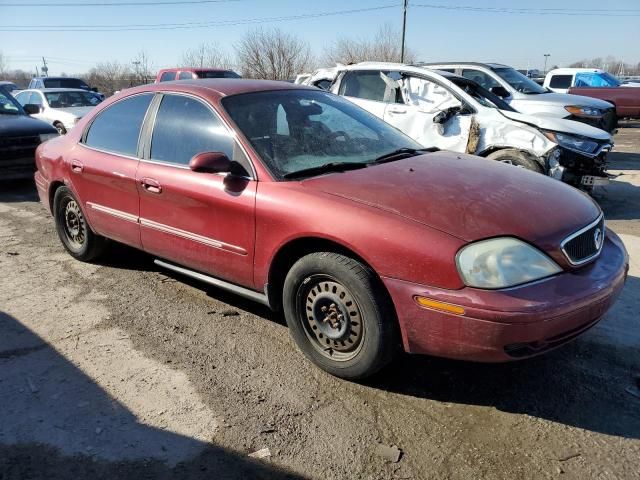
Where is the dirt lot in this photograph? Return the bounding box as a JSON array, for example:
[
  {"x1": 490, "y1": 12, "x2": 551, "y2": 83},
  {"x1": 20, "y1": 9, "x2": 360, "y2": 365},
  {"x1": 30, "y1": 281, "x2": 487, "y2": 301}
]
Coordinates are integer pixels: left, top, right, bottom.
[{"x1": 1, "y1": 124, "x2": 639, "y2": 480}]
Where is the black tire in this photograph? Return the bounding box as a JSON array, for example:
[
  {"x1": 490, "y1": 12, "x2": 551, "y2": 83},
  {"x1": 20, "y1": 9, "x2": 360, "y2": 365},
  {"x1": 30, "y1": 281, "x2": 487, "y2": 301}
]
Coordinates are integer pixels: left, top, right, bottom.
[
  {"x1": 53, "y1": 186, "x2": 107, "y2": 261},
  {"x1": 283, "y1": 252, "x2": 397, "y2": 380},
  {"x1": 486, "y1": 149, "x2": 544, "y2": 174},
  {"x1": 54, "y1": 122, "x2": 67, "y2": 135}
]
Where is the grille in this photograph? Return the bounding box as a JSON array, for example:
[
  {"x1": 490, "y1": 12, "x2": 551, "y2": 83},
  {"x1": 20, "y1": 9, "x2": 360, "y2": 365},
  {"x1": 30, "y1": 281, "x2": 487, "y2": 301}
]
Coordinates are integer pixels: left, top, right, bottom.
[
  {"x1": 561, "y1": 216, "x2": 604, "y2": 265},
  {"x1": 0, "y1": 135, "x2": 40, "y2": 161}
]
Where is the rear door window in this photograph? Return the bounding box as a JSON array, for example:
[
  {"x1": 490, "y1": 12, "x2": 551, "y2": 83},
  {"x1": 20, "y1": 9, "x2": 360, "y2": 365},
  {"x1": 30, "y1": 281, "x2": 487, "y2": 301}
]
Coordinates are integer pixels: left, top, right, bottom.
[
  {"x1": 178, "y1": 71, "x2": 194, "y2": 80},
  {"x1": 339, "y1": 71, "x2": 396, "y2": 102},
  {"x1": 549, "y1": 75, "x2": 573, "y2": 89},
  {"x1": 150, "y1": 94, "x2": 234, "y2": 166},
  {"x1": 84, "y1": 93, "x2": 153, "y2": 156}
]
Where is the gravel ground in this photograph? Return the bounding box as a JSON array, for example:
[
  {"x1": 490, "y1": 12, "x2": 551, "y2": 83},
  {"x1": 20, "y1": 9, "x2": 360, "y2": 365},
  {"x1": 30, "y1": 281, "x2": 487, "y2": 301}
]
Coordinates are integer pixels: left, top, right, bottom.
[{"x1": 1, "y1": 124, "x2": 639, "y2": 480}]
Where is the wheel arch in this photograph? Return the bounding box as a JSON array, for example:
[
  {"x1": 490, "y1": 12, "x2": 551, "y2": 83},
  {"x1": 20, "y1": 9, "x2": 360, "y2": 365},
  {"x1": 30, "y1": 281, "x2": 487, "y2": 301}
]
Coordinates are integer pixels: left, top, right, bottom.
[
  {"x1": 478, "y1": 146, "x2": 546, "y2": 168},
  {"x1": 266, "y1": 236, "x2": 393, "y2": 314}
]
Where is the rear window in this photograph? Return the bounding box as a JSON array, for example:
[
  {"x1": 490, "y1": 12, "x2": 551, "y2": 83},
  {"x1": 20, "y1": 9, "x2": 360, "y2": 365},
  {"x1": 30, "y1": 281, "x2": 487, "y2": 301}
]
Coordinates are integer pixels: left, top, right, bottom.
[
  {"x1": 158, "y1": 71, "x2": 175, "y2": 82},
  {"x1": 43, "y1": 78, "x2": 89, "y2": 90},
  {"x1": 84, "y1": 94, "x2": 153, "y2": 157},
  {"x1": 549, "y1": 75, "x2": 573, "y2": 89},
  {"x1": 196, "y1": 70, "x2": 241, "y2": 79}
]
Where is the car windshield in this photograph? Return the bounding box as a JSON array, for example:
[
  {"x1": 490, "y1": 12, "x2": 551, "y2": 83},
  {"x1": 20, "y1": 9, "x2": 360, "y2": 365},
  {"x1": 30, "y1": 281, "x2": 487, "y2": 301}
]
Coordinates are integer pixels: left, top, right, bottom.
[
  {"x1": 222, "y1": 89, "x2": 422, "y2": 179},
  {"x1": 0, "y1": 89, "x2": 22, "y2": 115},
  {"x1": 197, "y1": 70, "x2": 241, "y2": 79},
  {"x1": 449, "y1": 78, "x2": 516, "y2": 111},
  {"x1": 493, "y1": 67, "x2": 547, "y2": 94},
  {"x1": 43, "y1": 78, "x2": 90, "y2": 89},
  {"x1": 44, "y1": 91, "x2": 102, "y2": 108}
]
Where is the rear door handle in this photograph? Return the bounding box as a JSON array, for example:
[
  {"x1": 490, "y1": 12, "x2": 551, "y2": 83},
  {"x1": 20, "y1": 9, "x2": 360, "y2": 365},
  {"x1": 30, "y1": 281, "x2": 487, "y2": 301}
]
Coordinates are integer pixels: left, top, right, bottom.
[
  {"x1": 70, "y1": 159, "x2": 84, "y2": 173},
  {"x1": 141, "y1": 177, "x2": 162, "y2": 194}
]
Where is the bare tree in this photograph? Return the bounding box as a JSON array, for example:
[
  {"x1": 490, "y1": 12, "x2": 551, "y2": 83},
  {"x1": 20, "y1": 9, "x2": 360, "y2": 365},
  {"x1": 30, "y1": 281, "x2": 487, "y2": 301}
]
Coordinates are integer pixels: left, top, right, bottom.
[
  {"x1": 235, "y1": 27, "x2": 312, "y2": 80},
  {"x1": 83, "y1": 61, "x2": 132, "y2": 96},
  {"x1": 324, "y1": 25, "x2": 415, "y2": 65},
  {"x1": 0, "y1": 51, "x2": 8, "y2": 77},
  {"x1": 131, "y1": 50, "x2": 154, "y2": 85},
  {"x1": 181, "y1": 43, "x2": 235, "y2": 70}
]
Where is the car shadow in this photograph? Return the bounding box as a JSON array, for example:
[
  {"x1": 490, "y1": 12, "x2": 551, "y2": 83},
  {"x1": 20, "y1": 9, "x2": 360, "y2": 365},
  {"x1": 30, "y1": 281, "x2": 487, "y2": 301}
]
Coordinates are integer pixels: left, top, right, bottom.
[
  {"x1": 0, "y1": 179, "x2": 39, "y2": 203},
  {"x1": 0, "y1": 311, "x2": 305, "y2": 479},
  {"x1": 367, "y1": 274, "x2": 640, "y2": 440}
]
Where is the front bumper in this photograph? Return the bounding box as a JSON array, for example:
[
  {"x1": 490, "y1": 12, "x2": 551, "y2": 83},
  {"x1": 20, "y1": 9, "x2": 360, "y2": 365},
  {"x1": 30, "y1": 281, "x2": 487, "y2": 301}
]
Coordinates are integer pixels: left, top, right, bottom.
[{"x1": 383, "y1": 230, "x2": 629, "y2": 362}]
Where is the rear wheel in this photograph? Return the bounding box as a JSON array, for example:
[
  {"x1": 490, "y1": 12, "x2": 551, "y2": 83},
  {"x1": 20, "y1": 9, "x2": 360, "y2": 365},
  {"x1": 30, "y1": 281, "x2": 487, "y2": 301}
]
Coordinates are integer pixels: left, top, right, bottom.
[
  {"x1": 486, "y1": 149, "x2": 544, "y2": 173},
  {"x1": 53, "y1": 186, "x2": 107, "y2": 261},
  {"x1": 283, "y1": 252, "x2": 397, "y2": 380}
]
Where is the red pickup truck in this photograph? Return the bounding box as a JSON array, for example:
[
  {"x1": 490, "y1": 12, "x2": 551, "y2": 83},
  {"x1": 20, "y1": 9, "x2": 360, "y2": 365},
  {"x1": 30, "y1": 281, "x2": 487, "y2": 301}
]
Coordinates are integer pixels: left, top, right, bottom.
[{"x1": 545, "y1": 69, "x2": 640, "y2": 119}]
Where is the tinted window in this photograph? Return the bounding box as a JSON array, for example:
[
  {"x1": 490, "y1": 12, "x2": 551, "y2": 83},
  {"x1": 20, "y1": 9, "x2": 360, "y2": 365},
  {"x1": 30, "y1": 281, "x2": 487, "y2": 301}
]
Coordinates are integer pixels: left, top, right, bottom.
[
  {"x1": 43, "y1": 78, "x2": 89, "y2": 89},
  {"x1": 339, "y1": 71, "x2": 394, "y2": 102},
  {"x1": 84, "y1": 94, "x2": 153, "y2": 156},
  {"x1": 0, "y1": 89, "x2": 21, "y2": 115},
  {"x1": 150, "y1": 94, "x2": 234, "y2": 166},
  {"x1": 159, "y1": 71, "x2": 175, "y2": 82},
  {"x1": 461, "y1": 69, "x2": 500, "y2": 90},
  {"x1": 549, "y1": 75, "x2": 572, "y2": 89},
  {"x1": 314, "y1": 79, "x2": 332, "y2": 90},
  {"x1": 178, "y1": 71, "x2": 194, "y2": 80},
  {"x1": 197, "y1": 70, "x2": 241, "y2": 79}
]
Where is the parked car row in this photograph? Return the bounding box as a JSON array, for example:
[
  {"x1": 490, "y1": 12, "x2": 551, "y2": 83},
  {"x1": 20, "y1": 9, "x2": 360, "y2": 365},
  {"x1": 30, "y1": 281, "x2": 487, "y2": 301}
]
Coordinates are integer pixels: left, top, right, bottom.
[
  {"x1": 296, "y1": 62, "x2": 613, "y2": 191},
  {"x1": 31, "y1": 78, "x2": 628, "y2": 379}
]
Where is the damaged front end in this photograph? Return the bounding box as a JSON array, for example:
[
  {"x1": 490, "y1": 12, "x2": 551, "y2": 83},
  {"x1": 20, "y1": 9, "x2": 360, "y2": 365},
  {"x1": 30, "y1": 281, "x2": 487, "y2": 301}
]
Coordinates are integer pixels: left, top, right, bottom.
[{"x1": 545, "y1": 140, "x2": 612, "y2": 192}]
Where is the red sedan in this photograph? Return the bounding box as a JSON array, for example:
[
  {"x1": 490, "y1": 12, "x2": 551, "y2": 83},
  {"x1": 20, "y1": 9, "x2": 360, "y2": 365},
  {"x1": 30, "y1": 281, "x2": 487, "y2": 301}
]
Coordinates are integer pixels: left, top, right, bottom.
[{"x1": 34, "y1": 80, "x2": 629, "y2": 379}]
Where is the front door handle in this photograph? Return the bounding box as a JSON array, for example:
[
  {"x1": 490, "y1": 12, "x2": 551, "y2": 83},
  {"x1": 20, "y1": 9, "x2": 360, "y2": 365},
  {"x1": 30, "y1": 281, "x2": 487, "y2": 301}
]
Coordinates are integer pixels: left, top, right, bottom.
[
  {"x1": 388, "y1": 107, "x2": 407, "y2": 114},
  {"x1": 70, "y1": 159, "x2": 84, "y2": 173},
  {"x1": 141, "y1": 177, "x2": 162, "y2": 194}
]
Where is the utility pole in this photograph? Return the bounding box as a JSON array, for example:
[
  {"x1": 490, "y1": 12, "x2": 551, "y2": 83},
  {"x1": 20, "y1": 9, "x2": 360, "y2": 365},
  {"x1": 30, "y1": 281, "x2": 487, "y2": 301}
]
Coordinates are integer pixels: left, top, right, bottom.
[
  {"x1": 41, "y1": 57, "x2": 48, "y2": 77},
  {"x1": 543, "y1": 53, "x2": 551, "y2": 75},
  {"x1": 400, "y1": 0, "x2": 408, "y2": 63}
]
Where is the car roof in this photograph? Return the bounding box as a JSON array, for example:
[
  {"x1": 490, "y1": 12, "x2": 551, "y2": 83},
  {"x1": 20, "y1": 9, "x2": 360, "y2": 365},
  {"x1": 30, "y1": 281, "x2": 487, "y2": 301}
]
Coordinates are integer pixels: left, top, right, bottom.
[
  {"x1": 546, "y1": 68, "x2": 606, "y2": 75},
  {"x1": 33, "y1": 76, "x2": 85, "y2": 80},
  {"x1": 334, "y1": 62, "x2": 464, "y2": 81},
  {"x1": 121, "y1": 78, "x2": 314, "y2": 99},
  {"x1": 20, "y1": 88, "x2": 93, "y2": 94},
  {"x1": 416, "y1": 62, "x2": 510, "y2": 69},
  {"x1": 159, "y1": 67, "x2": 234, "y2": 72}
]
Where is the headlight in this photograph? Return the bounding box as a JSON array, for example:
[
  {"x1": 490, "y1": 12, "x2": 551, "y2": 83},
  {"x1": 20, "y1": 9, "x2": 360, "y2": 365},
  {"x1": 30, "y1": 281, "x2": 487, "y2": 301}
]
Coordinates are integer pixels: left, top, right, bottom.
[
  {"x1": 39, "y1": 133, "x2": 59, "y2": 143},
  {"x1": 456, "y1": 237, "x2": 561, "y2": 289},
  {"x1": 543, "y1": 131, "x2": 599, "y2": 154},
  {"x1": 565, "y1": 105, "x2": 603, "y2": 118}
]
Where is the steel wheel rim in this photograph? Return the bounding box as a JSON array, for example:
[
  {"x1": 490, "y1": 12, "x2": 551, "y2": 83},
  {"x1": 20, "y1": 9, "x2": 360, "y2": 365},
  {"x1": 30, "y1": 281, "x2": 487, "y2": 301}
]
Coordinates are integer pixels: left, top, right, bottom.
[
  {"x1": 296, "y1": 274, "x2": 365, "y2": 362},
  {"x1": 63, "y1": 199, "x2": 86, "y2": 249}
]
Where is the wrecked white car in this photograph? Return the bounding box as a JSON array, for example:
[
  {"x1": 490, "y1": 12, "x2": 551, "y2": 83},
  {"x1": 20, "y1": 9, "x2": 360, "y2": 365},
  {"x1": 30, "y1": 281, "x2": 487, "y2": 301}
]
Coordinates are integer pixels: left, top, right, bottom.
[{"x1": 330, "y1": 63, "x2": 613, "y2": 191}]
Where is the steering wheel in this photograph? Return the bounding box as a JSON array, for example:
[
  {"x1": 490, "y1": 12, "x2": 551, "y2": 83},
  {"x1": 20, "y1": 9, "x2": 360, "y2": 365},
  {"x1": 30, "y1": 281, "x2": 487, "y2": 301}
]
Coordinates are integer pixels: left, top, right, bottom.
[{"x1": 323, "y1": 130, "x2": 352, "y2": 154}]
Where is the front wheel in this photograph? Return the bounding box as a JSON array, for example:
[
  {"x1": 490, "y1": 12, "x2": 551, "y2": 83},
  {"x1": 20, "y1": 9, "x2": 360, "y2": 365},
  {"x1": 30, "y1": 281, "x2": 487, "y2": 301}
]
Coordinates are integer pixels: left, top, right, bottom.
[
  {"x1": 486, "y1": 149, "x2": 544, "y2": 174},
  {"x1": 283, "y1": 252, "x2": 397, "y2": 380},
  {"x1": 53, "y1": 186, "x2": 107, "y2": 261}
]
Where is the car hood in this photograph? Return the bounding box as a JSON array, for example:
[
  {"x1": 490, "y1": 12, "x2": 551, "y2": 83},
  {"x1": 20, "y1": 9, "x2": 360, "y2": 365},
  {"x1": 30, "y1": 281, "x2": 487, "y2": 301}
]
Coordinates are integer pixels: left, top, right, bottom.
[
  {"x1": 500, "y1": 110, "x2": 612, "y2": 141},
  {"x1": 55, "y1": 106, "x2": 94, "y2": 118},
  {"x1": 0, "y1": 113, "x2": 57, "y2": 136},
  {"x1": 526, "y1": 91, "x2": 614, "y2": 109},
  {"x1": 302, "y1": 152, "x2": 600, "y2": 248}
]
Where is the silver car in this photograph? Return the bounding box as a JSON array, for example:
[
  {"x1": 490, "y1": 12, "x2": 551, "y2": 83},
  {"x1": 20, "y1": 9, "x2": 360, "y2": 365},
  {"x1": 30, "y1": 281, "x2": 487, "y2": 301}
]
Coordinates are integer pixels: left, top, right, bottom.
[{"x1": 14, "y1": 88, "x2": 102, "y2": 135}]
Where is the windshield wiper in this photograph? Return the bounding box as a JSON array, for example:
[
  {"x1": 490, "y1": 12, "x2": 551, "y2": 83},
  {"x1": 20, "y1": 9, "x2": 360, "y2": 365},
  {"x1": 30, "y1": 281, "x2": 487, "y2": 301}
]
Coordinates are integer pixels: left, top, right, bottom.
[
  {"x1": 369, "y1": 147, "x2": 436, "y2": 165},
  {"x1": 282, "y1": 161, "x2": 367, "y2": 180}
]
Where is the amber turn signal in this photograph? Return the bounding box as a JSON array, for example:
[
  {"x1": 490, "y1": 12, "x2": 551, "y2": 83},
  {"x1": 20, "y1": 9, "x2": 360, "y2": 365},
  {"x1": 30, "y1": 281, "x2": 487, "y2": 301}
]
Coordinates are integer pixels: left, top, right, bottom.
[{"x1": 414, "y1": 296, "x2": 465, "y2": 315}]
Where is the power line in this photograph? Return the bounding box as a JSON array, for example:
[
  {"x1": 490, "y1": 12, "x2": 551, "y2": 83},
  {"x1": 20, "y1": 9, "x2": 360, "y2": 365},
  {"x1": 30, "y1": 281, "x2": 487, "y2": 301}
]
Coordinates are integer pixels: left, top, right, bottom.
[
  {"x1": 412, "y1": 3, "x2": 640, "y2": 16},
  {"x1": 0, "y1": 4, "x2": 400, "y2": 31},
  {"x1": 0, "y1": 0, "x2": 242, "y2": 7}
]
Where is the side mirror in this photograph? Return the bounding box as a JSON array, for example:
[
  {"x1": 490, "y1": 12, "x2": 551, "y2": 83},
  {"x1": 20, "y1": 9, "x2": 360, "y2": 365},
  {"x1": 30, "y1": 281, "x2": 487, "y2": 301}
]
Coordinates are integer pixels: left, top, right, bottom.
[
  {"x1": 189, "y1": 152, "x2": 232, "y2": 174},
  {"x1": 23, "y1": 104, "x2": 42, "y2": 115},
  {"x1": 490, "y1": 86, "x2": 510, "y2": 98},
  {"x1": 433, "y1": 111, "x2": 447, "y2": 124}
]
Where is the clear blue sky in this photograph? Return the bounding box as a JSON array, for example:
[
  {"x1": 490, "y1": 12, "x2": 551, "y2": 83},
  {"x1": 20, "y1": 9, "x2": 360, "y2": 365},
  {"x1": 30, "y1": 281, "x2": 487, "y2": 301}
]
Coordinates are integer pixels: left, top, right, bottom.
[{"x1": 1, "y1": 0, "x2": 639, "y2": 75}]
